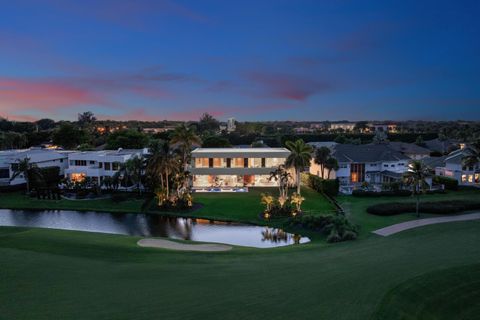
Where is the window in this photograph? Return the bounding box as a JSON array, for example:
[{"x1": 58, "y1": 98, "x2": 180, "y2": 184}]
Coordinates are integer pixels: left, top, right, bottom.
[
  {"x1": 99, "y1": 162, "x2": 103, "y2": 168},
  {"x1": 112, "y1": 162, "x2": 119, "y2": 170},
  {"x1": 462, "y1": 174, "x2": 467, "y2": 183},
  {"x1": 89, "y1": 161, "x2": 95, "y2": 165},
  {"x1": 244, "y1": 158, "x2": 249, "y2": 168},
  {"x1": 261, "y1": 158, "x2": 266, "y2": 168},
  {"x1": 350, "y1": 163, "x2": 365, "y2": 183},
  {"x1": 75, "y1": 160, "x2": 87, "y2": 166},
  {"x1": 195, "y1": 158, "x2": 209, "y2": 168},
  {"x1": 384, "y1": 164, "x2": 388, "y2": 168},
  {"x1": 213, "y1": 158, "x2": 223, "y2": 168},
  {"x1": 104, "y1": 162, "x2": 111, "y2": 170},
  {"x1": 70, "y1": 160, "x2": 74, "y2": 166},
  {"x1": 226, "y1": 158, "x2": 231, "y2": 168},
  {"x1": 391, "y1": 164, "x2": 395, "y2": 167},
  {"x1": 0, "y1": 169, "x2": 9, "y2": 179},
  {"x1": 208, "y1": 158, "x2": 213, "y2": 168},
  {"x1": 234, "y1": 158, "x2": 244, "y2": 168}
]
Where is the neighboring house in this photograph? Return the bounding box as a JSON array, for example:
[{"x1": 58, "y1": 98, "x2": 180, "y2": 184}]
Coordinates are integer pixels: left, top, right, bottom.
[
  {"x1": 0, "y1": 148, "x2": 69, "y2": 187},
  {"x1": 382, "y1": 142, "x2": 431, "y2": 160},
  {"x1": 190, "y1": 147, "x2": 291, "y2": 188},
  {"x1": 367, "y1": 123, "x2": 398, "y2": 133},
  {"x1": 64, "y1": 148, "x2": 148, "y2": 185},
  {"x1": 309, "y1": 144, "x2": 410, "y2": 193},
  {"x1": 431, "y1": 147, "x2": 480, "y2": 186},
  {"x1": 424, "y1": 138, "x2": 460, "y2": 154}
]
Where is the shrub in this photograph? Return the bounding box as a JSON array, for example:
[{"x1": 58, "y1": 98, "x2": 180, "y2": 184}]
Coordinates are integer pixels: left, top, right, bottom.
[
  {"x1": 287, "y1": 214, "x2": 358, "y2": 243},
  {"x1": 433, "y1": 176, "x2": 458, "y2": 190},
  {"x1": 367, "y1": 200, "x2": 480, "y2": 216},
  {"x1": 111, "y1": 193, "x2": 128, "y2": 203},
  {"x1": 306, "y1": 174, "x2": 339, "y2": 197},
  {"x1": 352, "y1": 189, "x2": 412, "y2": 197}
]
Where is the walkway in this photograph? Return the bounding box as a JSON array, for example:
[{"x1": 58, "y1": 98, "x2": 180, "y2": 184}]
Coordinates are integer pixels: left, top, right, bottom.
[
  {"x1": 373, "y1": 212, "x2": 480, "y2": 236},
  {"x1": 137, "y1": 238, "x2": 232, "y2": 252}
]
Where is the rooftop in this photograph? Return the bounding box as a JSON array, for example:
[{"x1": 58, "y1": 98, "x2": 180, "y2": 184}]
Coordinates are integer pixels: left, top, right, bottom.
[{"x1": 332, "y1": 144, "x2": 410, "y2": 163}]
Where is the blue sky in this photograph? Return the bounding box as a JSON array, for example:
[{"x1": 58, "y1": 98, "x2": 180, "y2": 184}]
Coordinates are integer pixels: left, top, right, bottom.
[{"x1": 0, "y1": 0, "x2": 479, "y2": 121}]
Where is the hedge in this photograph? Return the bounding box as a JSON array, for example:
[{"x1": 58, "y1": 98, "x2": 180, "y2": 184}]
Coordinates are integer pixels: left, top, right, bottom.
[
  {"x1": 367, "y1": 200, "x2": 480, "y2": 216},
  {"x1": 432, "y1": 176, "x2": 458, "y2": 190},
  {"x1": 352, "y1": 189, "x2": 412, "y2": 197},
  {"x1": 305, "y1": 174, "x2": 339, "y2": 197}
]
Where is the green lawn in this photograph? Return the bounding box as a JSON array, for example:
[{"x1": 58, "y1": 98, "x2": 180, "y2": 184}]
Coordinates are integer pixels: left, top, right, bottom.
[
  {"x1": 0, "y1": 187, "x2": 335, "y2": 225},
  {"x1": 1, "y1": 221, "x2": 480, "y2": 319},
  {"x1": 339, "y1": 189, "x2": 480, "y2": 237}
]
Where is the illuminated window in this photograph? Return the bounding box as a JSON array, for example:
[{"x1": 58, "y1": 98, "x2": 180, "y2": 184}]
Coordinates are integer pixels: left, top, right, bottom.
[
  {"x1": 468, "y1": 175, "x2": 474, "y2": 183},
  {"x1": 461, "y1": 174, "x2": 467, "y2": 183},
  {"x1": 71, "y1": 173, "x2": 86, "y2": 182}
]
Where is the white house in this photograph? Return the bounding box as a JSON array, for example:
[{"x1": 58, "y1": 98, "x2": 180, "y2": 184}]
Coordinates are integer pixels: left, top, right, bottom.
[
  {"x1": 65, "y1": 148, "x2": 148, "y2": 184},
  {"x1": 329, "y1": 122, "x2": 356, "y2": 132},
  {"x1": 310, "y1": 144, "x2": 410, "y2": 193},
  {"x1": 431, "y1": 147, "x2": 479, "y2": 186},
  {"x1": 0, "y1": 148, "x2": 69, "y2": 187},
  {"x1": 190, "y1": 147, "x2": 291, "y2": 188}
]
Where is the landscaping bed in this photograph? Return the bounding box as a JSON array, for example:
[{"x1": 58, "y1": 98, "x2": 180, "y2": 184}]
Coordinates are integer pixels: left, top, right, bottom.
[{"x1": 367, "y1": 200, "x2": 480, "y2": 216}]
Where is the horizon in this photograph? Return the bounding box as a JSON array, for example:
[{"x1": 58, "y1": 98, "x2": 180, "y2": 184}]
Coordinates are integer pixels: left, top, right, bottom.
[{"x1": 1, "y1": 1, "x2": 480, "y2": 122}]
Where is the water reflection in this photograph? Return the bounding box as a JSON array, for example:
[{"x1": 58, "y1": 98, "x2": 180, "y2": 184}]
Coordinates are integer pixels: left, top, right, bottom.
[{"x1": 0, "y1": 209, "x2": 309, "y2": 248}]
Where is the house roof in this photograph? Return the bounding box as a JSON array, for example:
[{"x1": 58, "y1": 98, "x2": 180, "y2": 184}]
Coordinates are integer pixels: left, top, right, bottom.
[
  {"x1": 422, "y1": 156, "x2": 448, "y2": 168},
  {"x1": 191, "y1": 147, "x2": 290, "y2": 158},
  {"x1": 307, "y1": 141, "x2": 337, "y2": 150},
  {"x1": 332, "y1": 144, "x2": 410, "y2": 163},
  {"x1": 385, "y1": 142, "x2": 431, "y2": 155},
  {"x1": 424, "y1": 139, "x2": 459, "y2": 153}
]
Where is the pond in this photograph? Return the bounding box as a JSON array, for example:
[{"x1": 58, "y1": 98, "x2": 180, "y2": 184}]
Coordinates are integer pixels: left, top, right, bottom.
[{"x1": 0, "y1": 209, "x2": 310, "y2": 248}]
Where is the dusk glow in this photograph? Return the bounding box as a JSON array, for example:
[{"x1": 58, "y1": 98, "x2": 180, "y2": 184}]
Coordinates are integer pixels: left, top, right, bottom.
[{"x1": 1, "y1": 0, "x2": 479, "y2": 121}]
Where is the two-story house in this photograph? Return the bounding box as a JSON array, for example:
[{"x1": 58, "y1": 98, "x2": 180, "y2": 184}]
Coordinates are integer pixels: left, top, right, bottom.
[
  {"x1": 433, "y1": 147, "x2": 480, "y2": 186},
  {"x1": 0, "y1": 148, "x2": 69, "y2": 187},
  {"x1": 190, "y1": 147, "x2": 291, "y2": 188},
  {"x1": 64, "y1": 148, "x2": 148, "y2": 185}
]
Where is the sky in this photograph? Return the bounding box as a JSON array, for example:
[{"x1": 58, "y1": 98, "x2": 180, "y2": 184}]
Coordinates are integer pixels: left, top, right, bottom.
[{"x1": 0, "y1": 0, "x2": 479, "y2": 122}]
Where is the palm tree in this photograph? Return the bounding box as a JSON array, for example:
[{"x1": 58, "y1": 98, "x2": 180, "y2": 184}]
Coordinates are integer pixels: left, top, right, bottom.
[
  {"x1": 285, "y1": 139, "x2": 313, "y2": 195},
  {"x1": 126, "y1": 156, "x2": 144, "y2": 193},
  {"x1": 10, "y1": 157, "x2": 38, "y2": 193},
  {"x1": 269, "y1": 164, "x2": 291, "y2": 198},
  {"x1": 461, "y1": 142, "x2": 480, "y2": 173},
  {"x1": 146, "y1": 142, "x2": 181, "y2": 197},
  {"x1": 325, "y1": 157, "x2": 339, "y2": 179},
  {"x1": 170, "y1": 124, "x2": 201, "y2": 172},
  {"x1": 313, "y1": 147, "x2": 331, "y2": 179},
  {"x1": 403, "y1": 161, "x2": 430, "y2": 218}
]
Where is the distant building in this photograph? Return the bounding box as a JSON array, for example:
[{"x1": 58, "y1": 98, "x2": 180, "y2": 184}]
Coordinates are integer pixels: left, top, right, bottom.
[
  {"x1": 367, "y1": 123, "x2": 398, "y2": 133},
  {"x1": 227, "y1": 118, "x2": 236, "y2": 132},
  {"x1": 142, "y1": 127, "x2": 176, "y2": 134},
  {"x1": 329, "y1": 122, "x2": 356, "y2": 132},
  {"x1": 293, "y1": 127, "x2": 315, "y2": 134},
  {"x1": 0, "y1": 148, "x2": 69, "y2": 187}
]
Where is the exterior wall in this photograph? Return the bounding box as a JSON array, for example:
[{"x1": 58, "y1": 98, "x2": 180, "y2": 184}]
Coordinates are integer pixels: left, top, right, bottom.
[
  {"x1": 436, "y1": 164, "x2": 480, "y2": 186},
  {"x1": 334, "y1": 161, "x2": 407, "y2": 186}
]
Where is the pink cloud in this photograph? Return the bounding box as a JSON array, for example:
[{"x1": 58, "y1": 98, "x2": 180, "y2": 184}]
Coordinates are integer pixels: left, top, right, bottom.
[
  {"x1": 0, "y1": 78, "x2": 105, "y2": 111},
  {"x1": 245, "y1": 71, "x2": 333, "y2": 101}
]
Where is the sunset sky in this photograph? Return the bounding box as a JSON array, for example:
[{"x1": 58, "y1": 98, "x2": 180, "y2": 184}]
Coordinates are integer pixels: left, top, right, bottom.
[{"x1": 1, "y1": 0, "x2": 479, "y2": 122}]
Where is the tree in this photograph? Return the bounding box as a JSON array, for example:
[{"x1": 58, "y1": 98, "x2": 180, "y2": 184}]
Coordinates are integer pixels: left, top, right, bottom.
[
  {"x1": 373, "y1": 131, "x2": 388, "y2": 144},
  {"x1": 313, "y1": 147, "x2": 331, "y2": 179},
  {"x1": 170, "y1": 124, "x2": 201, "y2": 172},
  {"x1": 146, "y1": 142, "x2": 180, "y2": 197},
  {"x1": 415, "y1": 135, "x2": 425, "y2": 147},
  {"x1": 201, "y1": 136, "x2": 231, "y2": 148},
  {"x1": 325, "y1": 157, "x2": 339, "y2": 179},
  {"x1": 354, "y1": 121, "x2": 369, "y2": 133},
  {"x1": 0, "y1": 132, "x2": 27, "y2": 149},
  {"x1": 197, "y1": 113, "x2": 220, "y2": 133},
  {"x1": 114, "y1": 155, "x2": 144, "y2": 193},
  {"x1": 269, "y1": 165, "x2": 291, "y2": 199},
  {"x1": 77, "y1": 111, "x2": 96, "y2": 128},
  {"x1": 10, "y1": 158, "x2": 43, "y2": 193},
  {"x1": 106, "y1": 130, "x2": 149, "y2": 149},
  {"x1": 285, "y1": 139, "x2": 313, "y2": 195},
  {"x1": 53, "y1": 123, "x2": 88, "y2": 149},
  {"x1": 36, "y1": 118, "x2": 56, "y2": 131},
  {"x1": 403, "y1": 161, "x2": 430, "y2": 218}
]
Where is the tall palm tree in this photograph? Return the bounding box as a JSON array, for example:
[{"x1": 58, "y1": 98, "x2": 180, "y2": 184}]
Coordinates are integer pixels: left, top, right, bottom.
[
  {"x1": 10, "y1": 158, "x2": 34, "y2": 193},
  {"x1": 285, "y1": 139, "x2": 313, "y2": 195},
  {"x1": 325, "y1": 157, "x2": 339, "y2": 179},
  {"x1": 403, "y1": 161, "x2": 430, "y2": 218},
  {"x1": 313, "y1": 147, "x2": 331, "y2": 179},
  {"x1": 269, "y1": 164, "x2": 291, "y2": 198},
  {"x1": 126, "y1": 155, "x2": 144, "y2": 193},
  {"x1": 170, "y1": 124, "x2": 201, "y2": 172},
  {"x1": 146, "y1": 142, "x2": 181, "y2": 197}
]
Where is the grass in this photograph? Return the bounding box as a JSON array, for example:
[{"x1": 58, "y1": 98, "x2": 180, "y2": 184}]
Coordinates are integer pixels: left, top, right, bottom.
[
  {"x1": 1, "y1": 220, "x2": 480, "y2": 319},
  {"x1": 339, "y1": 189, "x2": 480, "y2": 238},
  {"x1": 0, "y1": 187, "x2": 335, "y2": 225}
]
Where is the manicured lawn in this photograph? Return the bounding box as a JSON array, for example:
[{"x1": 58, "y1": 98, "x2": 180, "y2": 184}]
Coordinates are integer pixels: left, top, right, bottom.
[
  {"x1": 0, "y1": 187, "x2": 335, "y2": 225},
  {"x1": 339, "y1": 189, "x2": 480, "y2": 238},
  {"x1": 1, "y1": 220, "x2": 480, "y2": 319}
]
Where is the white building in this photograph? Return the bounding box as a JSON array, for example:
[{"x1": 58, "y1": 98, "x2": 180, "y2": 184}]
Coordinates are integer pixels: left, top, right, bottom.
[
  {"x1": 65, "y1": 148, "x2": 148, "y2": 184},
  {"x1": 310, "y1": 144, "x2": 410, "y2": 193},
  {"x1": 329, "y1": 122, "x2": 356, "y2": 131},
  {"x1": 227, "y1": 118, "x2": 236, "y2": 132},
  {"x1": 190, "y1": 147, "x2": 290, "y2": 188},
  {"x1": 430, "y1": 147, "x2": 479, "y2": 186},
  {"x1": 0, "y1": 148, "x2": 69, "y2": 187}
]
